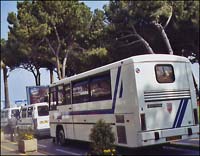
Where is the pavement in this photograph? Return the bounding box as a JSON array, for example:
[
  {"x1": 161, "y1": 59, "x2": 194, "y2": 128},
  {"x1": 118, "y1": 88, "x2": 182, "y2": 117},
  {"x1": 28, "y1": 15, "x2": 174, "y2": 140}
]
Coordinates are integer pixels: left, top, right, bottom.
[
  {"x1": 1, "y1": 133, "x2": 199, "y2": 155},
  {"x1": 1, "y1": 134, "x2": 45, "y2": 155}
]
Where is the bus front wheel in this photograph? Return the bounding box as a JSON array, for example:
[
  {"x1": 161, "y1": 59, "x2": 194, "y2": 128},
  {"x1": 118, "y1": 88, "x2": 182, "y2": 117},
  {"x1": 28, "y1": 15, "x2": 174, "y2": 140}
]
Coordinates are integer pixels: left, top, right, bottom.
[{"x1": 57, "y1": 129, "x2": 65, "y2": 146}]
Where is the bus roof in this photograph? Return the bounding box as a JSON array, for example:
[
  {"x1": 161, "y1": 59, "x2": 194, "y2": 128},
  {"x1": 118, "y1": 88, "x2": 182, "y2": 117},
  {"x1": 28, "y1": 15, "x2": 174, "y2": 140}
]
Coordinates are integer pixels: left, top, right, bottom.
[
  {"x1": 132, "y1": 54, "x2": 189, "y2": 63},
  {"x1": 50, "y1": 54, "x2": 189, "y2": 87},
  {"x1": 1, "y1": 107, "x2": 21, "y2": 111}
]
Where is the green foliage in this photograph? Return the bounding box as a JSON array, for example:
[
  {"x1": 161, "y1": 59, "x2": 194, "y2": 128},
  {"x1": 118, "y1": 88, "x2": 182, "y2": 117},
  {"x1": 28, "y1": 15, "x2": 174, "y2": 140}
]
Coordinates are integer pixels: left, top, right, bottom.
[
  {"x1": 1, "y1": 38, "x2": 20, "y2": 70},
  {"x1": 167, "y1": 1, "x2": 199, "y2": 58},
  {"x1": 4, "y1": 0, "x2": 199, "y2": 82},
  {"x1": 89, "y1": 119, "x2": 115, "y2": 155},
  {"x1": 18, "y1": 128, "x2": 35, "y2": 141},
  {"x1": 103, "y1": 1, "x2": 199, "y2": 60}
]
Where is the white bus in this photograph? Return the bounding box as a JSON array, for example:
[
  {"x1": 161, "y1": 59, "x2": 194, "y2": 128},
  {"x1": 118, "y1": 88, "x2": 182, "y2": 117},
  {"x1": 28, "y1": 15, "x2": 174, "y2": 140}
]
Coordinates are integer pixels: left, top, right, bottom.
[
  {"x1": 1, "y1": 107, "x2": 20, "y2": 131},
  {"x1": 17, "y1": 102, "x2": 50, "y2": 136},
  {"x1": 48, "y1": 54, "x2": 199, "y2": 148}
]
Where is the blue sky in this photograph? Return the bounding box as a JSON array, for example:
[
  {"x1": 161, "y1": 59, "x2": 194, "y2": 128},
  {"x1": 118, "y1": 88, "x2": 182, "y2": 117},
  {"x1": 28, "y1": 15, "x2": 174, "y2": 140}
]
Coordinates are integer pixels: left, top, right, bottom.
[{"x1": 1, "y1": 1, "x2": 108, "y2": 108}]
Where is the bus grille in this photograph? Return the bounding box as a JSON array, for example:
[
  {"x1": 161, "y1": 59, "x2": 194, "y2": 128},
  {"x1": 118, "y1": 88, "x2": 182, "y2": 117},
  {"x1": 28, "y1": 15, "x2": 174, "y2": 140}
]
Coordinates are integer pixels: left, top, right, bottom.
[{"x1": 144, "y1": 90, "x2": 191, "y2": 102}]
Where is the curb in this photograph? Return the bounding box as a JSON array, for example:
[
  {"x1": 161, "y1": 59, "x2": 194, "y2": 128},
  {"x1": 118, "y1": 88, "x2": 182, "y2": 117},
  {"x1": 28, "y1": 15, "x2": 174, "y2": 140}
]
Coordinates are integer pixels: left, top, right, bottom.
[
  {"x1": 170, "y1": 142, "x2": 200, "y2": 150},
  {"x1": 1, "y1": 137, "x2": 45, "y2": 155}
]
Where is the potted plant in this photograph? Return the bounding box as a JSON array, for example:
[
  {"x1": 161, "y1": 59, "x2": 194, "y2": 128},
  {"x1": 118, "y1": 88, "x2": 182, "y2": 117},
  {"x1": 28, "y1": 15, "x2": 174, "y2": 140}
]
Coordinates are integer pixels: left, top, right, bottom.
[
  {"x1": 18, "y1": 128, "x2": 37, "y2": 153},
  {"x1": 87, "y1": 119, "x2": 119, "y2": 156}
]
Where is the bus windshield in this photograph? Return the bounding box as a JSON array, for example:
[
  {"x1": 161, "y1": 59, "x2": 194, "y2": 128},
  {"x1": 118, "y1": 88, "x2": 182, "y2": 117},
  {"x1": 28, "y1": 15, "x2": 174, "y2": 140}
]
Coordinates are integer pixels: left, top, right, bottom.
[{"x1": 38, "y1": 106, "x2": 49, "y2": 116}]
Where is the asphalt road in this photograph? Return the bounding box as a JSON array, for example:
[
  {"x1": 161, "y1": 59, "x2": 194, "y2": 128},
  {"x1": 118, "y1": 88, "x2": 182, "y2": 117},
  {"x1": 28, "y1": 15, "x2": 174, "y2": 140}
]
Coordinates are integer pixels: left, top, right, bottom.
[
  {"x1": 1, "y1": 135, "x2": 199, "y2": 155},
  {"x1": 37, "y1": 137, "x2": 200, "y2": 155}
]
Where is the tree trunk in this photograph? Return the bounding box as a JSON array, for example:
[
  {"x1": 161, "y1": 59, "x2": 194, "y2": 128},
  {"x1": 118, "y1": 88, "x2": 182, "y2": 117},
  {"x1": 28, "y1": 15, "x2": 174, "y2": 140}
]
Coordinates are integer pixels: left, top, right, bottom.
[
  {"x1": 130, "y1": 24, "x2": 154, "y2": 54},
  {"x1": 33, "y1": 74, "x2": 38, "y2": 86},
  {"x1": 136, "y1": 35, "x2": 154, "y2": 54},
  {"x1": 50, "y1": 68, "x2": 54, "y2": 84},
  {"x1": 152, "y1": 22, "x2": 173, "y2": 55},
  {"x1": 62, "y1": 51, "x2": 69, "y2": 78},
  {"x1": 3, "y1": 67, "x2": 10, "y2": 108},
  {"x1": 32, "y1": 69, "x2": 40, "y2": 86},
  {"x1": 56, "y1": 56, "x2": 62, "y2": 80},
  {"x1": 36, "y1": 68, "x2": 40, "y2": 86}
]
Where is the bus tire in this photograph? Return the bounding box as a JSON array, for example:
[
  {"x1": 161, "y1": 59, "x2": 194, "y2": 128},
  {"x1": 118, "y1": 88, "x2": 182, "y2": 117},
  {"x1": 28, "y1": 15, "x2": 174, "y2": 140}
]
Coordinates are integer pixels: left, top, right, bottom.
[{"x1": 57, "y1": 129, "x2": 65, "y2": 146}]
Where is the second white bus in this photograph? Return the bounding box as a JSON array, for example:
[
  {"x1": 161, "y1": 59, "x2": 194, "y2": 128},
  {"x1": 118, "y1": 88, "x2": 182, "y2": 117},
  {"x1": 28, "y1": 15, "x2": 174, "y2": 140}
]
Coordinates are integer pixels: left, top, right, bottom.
[
  {"x1": 17, "y1": 102, "x2": 50, "y2": 136},
  {"x1": 1, "y1": 107, "x2": 20, "y2": 131},
  {"x1": 48, "y1": 54, "x2": 199, "y2": 147}
]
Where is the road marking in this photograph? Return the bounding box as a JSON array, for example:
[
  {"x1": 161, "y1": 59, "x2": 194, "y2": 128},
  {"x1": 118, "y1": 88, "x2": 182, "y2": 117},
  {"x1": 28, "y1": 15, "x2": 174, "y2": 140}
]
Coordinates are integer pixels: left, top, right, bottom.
[
  {"x1": 1, "y1": 145, "x2": 26, "y2": 155},
  {"x1": 38, "y1": 144, "x2": 47, "y2": 148},
  {"x1": 56, "y1": 149, "x2": 81, "y2": 155}
]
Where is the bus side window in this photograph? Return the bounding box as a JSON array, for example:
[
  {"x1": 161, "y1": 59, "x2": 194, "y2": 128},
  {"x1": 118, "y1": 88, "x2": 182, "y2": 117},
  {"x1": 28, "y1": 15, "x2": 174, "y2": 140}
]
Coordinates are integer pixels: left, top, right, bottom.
[
  {"x1": 15, "y1": 110, "x2": 20, "y2": 119},
  {"x1": 27, "y1": 107, "x2": 33, "y2": 117},
  {"x1": 65, "y1": 84, "x2": 71, "y2": 104},
  {"x1": 49, "y1": 87, "x2": 57, "y2": 110},
  {"x1": 58, "y1": 85, "x2": 65, "y2": 105},
  {"x1": 11, "y1": 109, "x2": 20, "y2": 119},
  {"x1": 90, "y1": 73, "x2": 112, "y2": 101},
  {"x1": 72, "y1": 80, "x2": 89, "y2": 104},
  {"x1": 22, "y1": 108, "x2": 27, "y2": 118}
]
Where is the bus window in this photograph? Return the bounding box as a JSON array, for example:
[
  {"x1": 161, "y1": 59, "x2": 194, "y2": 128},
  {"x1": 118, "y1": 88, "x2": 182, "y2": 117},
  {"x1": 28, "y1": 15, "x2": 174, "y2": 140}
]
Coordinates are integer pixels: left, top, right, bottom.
[
  {"x1": 27, "y1": 107, "x2": 33, "y2": 117},
  {"x1": 49, "y1": 87, "x2": 57, "y2": 110},
  {"x1": 12, "y1": 109, "x2": 20, "y2": 119},
  {"x1": 22, "y1": 108, "x2": 27, "y2": 118},
  {"x1": 155, "y1": 64, "x2": 175, "y2": 83},
  {"x1": 73, "y1": 80, "x2": 89, "y2": 104},
  {"x1": 58, "y1": 85, "x2": 64, "y2": 105},
  {"x1": 65, "y1": 84, "x2": 71, "y2": 104},
  {"x1": 38, "y1": 105, "x2": 49, "y2": 116},
  {"x1": 90, "y1": 74, "x2": 112, "y2": 101}
]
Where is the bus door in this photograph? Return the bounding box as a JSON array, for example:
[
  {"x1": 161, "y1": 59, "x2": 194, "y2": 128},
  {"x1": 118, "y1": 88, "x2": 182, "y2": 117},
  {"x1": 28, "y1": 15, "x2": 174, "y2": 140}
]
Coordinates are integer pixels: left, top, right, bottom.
[
  {"x1": 52, "y1": 84, "x2": 74, "y2": 139},
  {"x1": 135, "y1": 62, "x2": 194, "y2": 131},
  {"x1": 58, "y1": 84, "x2": 74, "y2": 139}
]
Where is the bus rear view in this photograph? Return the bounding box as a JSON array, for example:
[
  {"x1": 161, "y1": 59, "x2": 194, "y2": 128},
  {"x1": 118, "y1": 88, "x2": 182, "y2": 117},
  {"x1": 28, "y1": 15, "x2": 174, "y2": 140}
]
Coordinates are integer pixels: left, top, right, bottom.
[{"x1": 134, "y1": 55, "x2": 199, "y2": 147}]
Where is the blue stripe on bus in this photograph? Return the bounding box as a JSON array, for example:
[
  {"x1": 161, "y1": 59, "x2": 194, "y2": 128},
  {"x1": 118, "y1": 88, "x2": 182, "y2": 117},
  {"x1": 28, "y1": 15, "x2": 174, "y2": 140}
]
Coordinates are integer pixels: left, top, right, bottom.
[
  {"x1": 112, "y1": 66, "x2": 121, "y2": 111},
  {"x1": 172, "y1": 99, "x2": 183, "y2": 128},
  {"x1": 70, "y1": 66, "x2": 121, "y2": 115},
  {"x1": 172, "y1": 99, "x2": 189, "y2": 128},
  {"x1": 176, "y1": 99, "x2": 188, "y2": 128},
  {"x1": 119, "y1": 81, "x2": 123, "y2": 98}
]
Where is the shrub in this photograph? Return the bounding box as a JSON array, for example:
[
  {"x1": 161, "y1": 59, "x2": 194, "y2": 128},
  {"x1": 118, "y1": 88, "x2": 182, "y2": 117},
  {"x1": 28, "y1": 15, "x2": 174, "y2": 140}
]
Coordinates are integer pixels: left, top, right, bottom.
[
  {"x1": 89, "y1": 119, "x2": 116, "y2": 155},
  {"x1": 18, "y1": 128, "x2": 34, "y2": 141}
]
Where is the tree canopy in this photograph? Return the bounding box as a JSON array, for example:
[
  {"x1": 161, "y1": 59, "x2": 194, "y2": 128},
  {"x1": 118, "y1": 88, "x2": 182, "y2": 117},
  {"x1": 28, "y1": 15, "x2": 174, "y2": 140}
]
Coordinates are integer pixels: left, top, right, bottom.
[
  {"x1": 103, "y1": 0, "x2": 199, "y2": 61},
  {"x1": 3, "y1": 0, "x2": 200, "y2": 79}
]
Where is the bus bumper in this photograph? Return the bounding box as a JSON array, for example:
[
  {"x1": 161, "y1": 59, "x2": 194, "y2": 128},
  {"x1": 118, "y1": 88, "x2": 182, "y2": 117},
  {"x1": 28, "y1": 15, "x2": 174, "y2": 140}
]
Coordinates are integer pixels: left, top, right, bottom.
[
  {"x1": 35, "y1": 128, "x2": 50, "y2": 136},
  {"x1": 139, "y1": 125, "x2": 199, "y2": 147}
]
